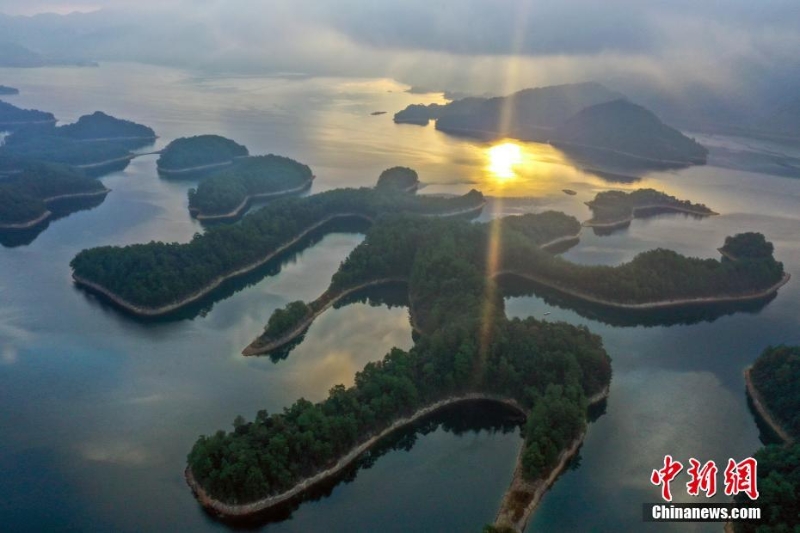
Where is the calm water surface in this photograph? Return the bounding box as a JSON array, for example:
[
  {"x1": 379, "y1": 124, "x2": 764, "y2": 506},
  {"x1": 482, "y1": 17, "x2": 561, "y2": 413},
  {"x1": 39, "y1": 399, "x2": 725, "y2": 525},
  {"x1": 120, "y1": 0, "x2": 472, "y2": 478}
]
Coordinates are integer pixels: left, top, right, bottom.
[{"x1": 0, "y1": 63, "x2": 799, "y2": 532}]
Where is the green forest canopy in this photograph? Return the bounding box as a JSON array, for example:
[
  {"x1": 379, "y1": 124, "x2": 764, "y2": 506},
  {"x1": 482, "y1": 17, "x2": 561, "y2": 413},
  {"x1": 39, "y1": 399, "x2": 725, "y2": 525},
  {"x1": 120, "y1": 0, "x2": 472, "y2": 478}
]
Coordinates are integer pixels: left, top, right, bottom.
[
  {"x1": 722, "y1": 232, "x2": 776, "y2": 260},
  {"x1": 375, "y1": 166, "x2": 419, "y2": 191},
  {"x1": 157, "y1": 134, "x2": 249, "y2": 171},
  {"x1": 70, "y1": 187, "x2": 486, "y2": 309},
  {"x1": 750, "y1": 345, "x2": 800, "y2": 439},
  {"x1": 0, "y1": 161, "x2": 104, "y2": 225},
  {"x1": 56, "y1": 111, "x2": 155, "y2": 141},
  {"x1": 188, "y1": 155, "x2": 313, "y2": 216},
  {"x1": 187, "y1": 214, "x2": 612, "y2": 504},
  {"x1": 585, "y1": 188, "x2": 713, "y2": 224},
  {"x1": 736, "y1": 345, "x2": 800, "y2": 532},
  {"x1": 0, "y1": 131, "x2": 131, "y2": 166},
  {"x1": 0, "y1": 100, "x2": 54, "y2": 127}
]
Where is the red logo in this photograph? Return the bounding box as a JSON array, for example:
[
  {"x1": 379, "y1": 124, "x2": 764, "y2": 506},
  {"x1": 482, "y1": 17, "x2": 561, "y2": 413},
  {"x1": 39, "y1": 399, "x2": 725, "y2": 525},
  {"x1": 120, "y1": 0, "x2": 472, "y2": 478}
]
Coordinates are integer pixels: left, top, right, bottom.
[
  {"x1": 724, "y1": 457, "x2": 759, "y2": 500},
  {"x1": 686, "y1": 458, "x2": 718, "y2": 497},
  {"x1": 651, "y1": 455, "x2": 683, "y2": 502},
  {"x1": 651, "y1": 456, "x2": 758, "y2": 501}
]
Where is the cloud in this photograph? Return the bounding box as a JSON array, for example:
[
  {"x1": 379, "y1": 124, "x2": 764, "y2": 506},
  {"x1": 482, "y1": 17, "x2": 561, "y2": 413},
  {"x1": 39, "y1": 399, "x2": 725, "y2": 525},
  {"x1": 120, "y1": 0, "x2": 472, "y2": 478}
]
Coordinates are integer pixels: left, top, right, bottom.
[{"x1": 0, "y1": 0, "x2": 798, "y2": 123}]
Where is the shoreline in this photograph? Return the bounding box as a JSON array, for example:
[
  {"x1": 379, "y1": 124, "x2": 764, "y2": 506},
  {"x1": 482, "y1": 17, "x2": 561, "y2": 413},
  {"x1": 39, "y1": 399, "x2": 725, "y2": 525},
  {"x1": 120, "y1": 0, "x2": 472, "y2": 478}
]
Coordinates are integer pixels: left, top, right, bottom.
[
  {"x1": 0, "y1": 209, "x2": 52, "y2": 230},
  {"x1": 744, "y1": 367, "x2": 793, "y2": 444},
  {"x1": 243, "y1": 277, "x2": 411, "y2": 356},
  {"x1": 494, "y1": 270, "x2": 791, "y2": 310},
  {"x1": 75, "y1": 155, "x2": 135, "y2": 169},
  {"x1": 186, "y1": 394, "x2": 527, "y2": 518},
  {"x1": 550, "y1": 140, "x2": 707, "y2": 166},
  {"x1": 73, "y1": 135, "x2": 157, "y2": 143},
  {"x1": 493, "y1": 386, "x2": 610, "y2": 532},
  {"x1": 43, "y1": 188, "x2": 111, "y2": 203},
  {"x1": 539, "y1": 233, "x2": 581, "y2": 250},
  {"x1": 72, "y1": 212, "x2": 376, "y2": 316},
  {"x1": 72, "y1": 200, "x2": 485, "y2": 317},
  {"x1": 191, "y1": 177, "x2": 316, "y2": 221},
  {"x1": 157, "y1": 160, "x2": 235, "y2": 175},
  {"x1": 583, "y1": 204, "x2": 718, "y2": 229},
  {"x1": 419, "y1": 200, "x2": 486, "y2": 218},
  {"x1": 185, "y1": 386, "x2": 609, "y2": 525},
  {"x1": 0, "y1": 188, "x2": 110, "y2": 230},
  {"x1": 0, "y1": 118, "x2": 57, "y2": 127},
  {"x1": 245, "y1": 231, "x2": 614, "y2": 354}
]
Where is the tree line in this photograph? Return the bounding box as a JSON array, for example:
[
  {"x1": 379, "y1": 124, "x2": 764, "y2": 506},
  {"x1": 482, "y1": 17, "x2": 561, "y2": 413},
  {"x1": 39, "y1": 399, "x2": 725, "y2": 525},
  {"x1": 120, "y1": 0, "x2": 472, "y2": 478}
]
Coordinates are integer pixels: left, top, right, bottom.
[
  {"x1": 187, "y1": 213, "x2": 612, "y2": 504},
  {"x1": 735, "y1": 345, "x2": 800, "y2": 532},
  {"x1": 70, "y1": 187, "x2": 486, "y2": 309},
  {"x1": 188, "y1": 155, "x2": 312, "y2": 216},
  {"x1": 0, "y1": 161, "x2": 105, "y2": 225}
]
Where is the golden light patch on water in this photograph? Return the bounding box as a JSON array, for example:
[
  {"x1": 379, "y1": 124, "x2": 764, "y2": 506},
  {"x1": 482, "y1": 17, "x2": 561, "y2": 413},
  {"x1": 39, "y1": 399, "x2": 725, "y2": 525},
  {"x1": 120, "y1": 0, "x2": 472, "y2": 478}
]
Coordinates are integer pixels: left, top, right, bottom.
[
  {"x1": 474, "y1": 140, "x2": 594, "y2": 196},
  {"x1": 487, "y1": 142, "x2": 523, "y2": 181}
]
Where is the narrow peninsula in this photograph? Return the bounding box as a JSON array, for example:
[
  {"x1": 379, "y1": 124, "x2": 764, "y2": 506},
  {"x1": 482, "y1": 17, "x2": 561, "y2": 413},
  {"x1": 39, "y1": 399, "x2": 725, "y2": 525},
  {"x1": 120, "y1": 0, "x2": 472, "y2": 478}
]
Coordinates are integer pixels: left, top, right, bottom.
[{"x1": 70, "y1": 175, "x2": 487, "y2": 316}]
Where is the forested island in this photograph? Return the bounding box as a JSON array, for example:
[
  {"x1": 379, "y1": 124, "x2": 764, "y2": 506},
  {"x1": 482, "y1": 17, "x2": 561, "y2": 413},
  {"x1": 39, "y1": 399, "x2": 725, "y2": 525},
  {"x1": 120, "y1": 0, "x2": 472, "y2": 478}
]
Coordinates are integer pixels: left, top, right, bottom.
[
  {"x1": 0, "y1": 100, "x2": 55, "y2": 130},
  {"x1": 70, "y1": 184, "x2": 487, "y2": 315},
  {"x1": 0, "y1": 160, "x2": 107, "y2": 229},
  {"x1": 186, "y1": 212, "x2": 613, "y2": 531},
  {"x1": 1, "y1": 110, "x2": 155, "y2": 171},
  {"x1": 584, "y1": 189, "x2": 716, "y2": 229},
  {"x1": 735, "y1": 346, "x2": 800, "y2": 532},
  {"x1": 0, "y1": 85, "x2": 19, "y2": 95},
  {"x1": 394, "y1": 83, "x2": 708, "y2": 166},
  {"x1": 1, "y1": 133, "x2": 132, "y2": 170},
  {"x1": 188, "y1": 155, "x2": 314, "y2": 220},
  {"x1": 157, "y1": 135, "x2": 249, "y2": 176},
  {"x1": 53, "y1": 111, "x2": 156, "y2": 146},
  {"x1": 0, "y1": 105, "x2": 157, "y2": 243},
  {"x1": 394, "y1": 82, "x2": 621, "y2": 135},
  {"x1": 374, "y1": 166, "x2": 419, "y2": 192}
]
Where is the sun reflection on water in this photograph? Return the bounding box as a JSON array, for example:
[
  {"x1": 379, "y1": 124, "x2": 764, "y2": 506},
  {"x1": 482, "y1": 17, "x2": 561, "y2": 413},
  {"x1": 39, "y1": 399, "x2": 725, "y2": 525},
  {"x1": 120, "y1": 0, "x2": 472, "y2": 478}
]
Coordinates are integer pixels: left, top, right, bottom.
[{"x1": 487, "y1": 142, "x2": 523, "y2": 181}]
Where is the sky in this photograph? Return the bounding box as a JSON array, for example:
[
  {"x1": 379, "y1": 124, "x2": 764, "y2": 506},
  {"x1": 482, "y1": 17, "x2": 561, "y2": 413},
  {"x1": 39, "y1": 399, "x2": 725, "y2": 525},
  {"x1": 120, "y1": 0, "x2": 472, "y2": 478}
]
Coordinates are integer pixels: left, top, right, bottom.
[{"x1": 1, "y1": 0, "x2": 799, "y2": 124}]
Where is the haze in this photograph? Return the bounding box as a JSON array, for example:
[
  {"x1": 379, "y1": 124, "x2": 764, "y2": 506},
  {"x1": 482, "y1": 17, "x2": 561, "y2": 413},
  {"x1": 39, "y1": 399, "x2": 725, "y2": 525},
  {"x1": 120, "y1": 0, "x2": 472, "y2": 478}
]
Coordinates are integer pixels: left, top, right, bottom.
[{"x1": 1, "y1": 0, "x2": 799, "y2": 129}]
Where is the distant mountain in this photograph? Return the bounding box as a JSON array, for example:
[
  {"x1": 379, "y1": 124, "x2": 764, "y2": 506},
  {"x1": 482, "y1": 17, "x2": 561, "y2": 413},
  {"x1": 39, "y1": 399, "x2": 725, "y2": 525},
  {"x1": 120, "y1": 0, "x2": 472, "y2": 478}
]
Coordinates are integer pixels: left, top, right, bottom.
[
  {"x1": 0, "y1": 41, "x2": 46, "y2": 67},
  {"x1": 394, "y1": 82, "x2": 624, "y2": 140},
  {"x1": 0, "y1": 41, "x2": 95, "y2": 68},
  {"x1": 0, "y1": 85, "x2": 19, "y2": 95},
  {"x1": 395, "y1": 83, "x2": 707, "y2": 166},
  {"x1": 553, "y1": 99, "x2": 708, "y2": 164}
]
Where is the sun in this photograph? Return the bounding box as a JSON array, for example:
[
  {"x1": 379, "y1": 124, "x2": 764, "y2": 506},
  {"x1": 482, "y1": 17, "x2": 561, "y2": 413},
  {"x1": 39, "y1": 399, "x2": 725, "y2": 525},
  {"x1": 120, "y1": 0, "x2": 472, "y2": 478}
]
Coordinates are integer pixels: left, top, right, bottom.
[{"x1": 487, "y1": 142, "x2": 523, "y2": 181}]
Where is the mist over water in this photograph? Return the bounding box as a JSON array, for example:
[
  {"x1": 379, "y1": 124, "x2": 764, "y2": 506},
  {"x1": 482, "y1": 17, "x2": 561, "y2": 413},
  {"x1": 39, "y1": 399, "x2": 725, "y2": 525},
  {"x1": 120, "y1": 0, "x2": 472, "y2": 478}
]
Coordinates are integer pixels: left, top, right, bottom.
[{"x1": 0, "y1": 63, "x2": 799, "y2": 532}]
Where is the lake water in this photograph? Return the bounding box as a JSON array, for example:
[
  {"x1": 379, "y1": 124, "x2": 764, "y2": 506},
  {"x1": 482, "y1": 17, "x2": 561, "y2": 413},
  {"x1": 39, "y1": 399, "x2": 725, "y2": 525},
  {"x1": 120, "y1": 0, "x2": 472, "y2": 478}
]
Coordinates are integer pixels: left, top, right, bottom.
[{"x1": 1, "y1": 62, "x2": 799, "y2": 532}]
